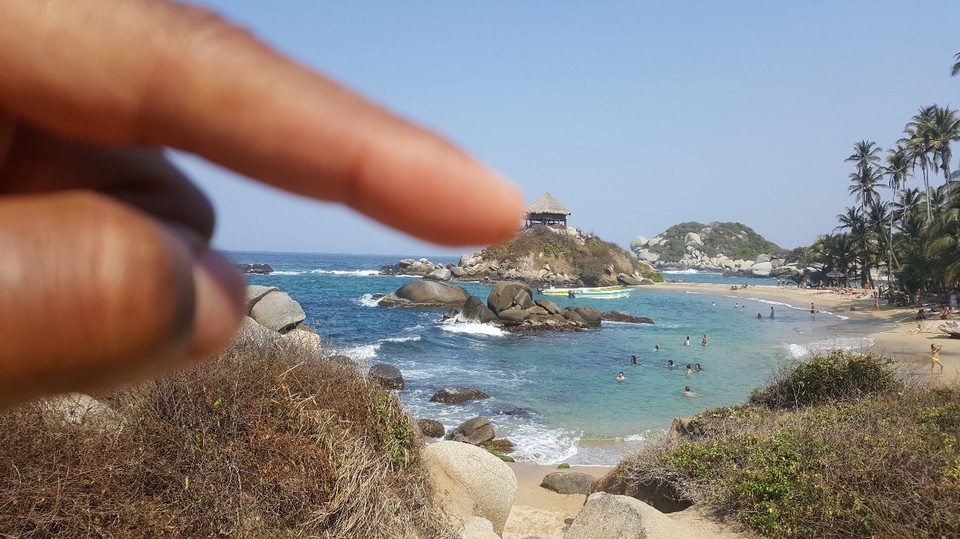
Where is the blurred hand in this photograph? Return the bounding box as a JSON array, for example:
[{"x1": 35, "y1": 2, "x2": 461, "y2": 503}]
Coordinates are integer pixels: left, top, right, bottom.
[{"x1": 0, "y1": 0, "x2": 523, "y2": 407}]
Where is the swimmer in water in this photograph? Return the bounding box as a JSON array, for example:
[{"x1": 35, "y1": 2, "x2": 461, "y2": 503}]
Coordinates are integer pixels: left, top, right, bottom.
[
  {"x1": 695, "y1": 363, "x2": 702, "y2": 372},
  {"x1": 617, "y1": 371, "x2": 626, "y2": 382},
  {"x1": 684, "y1": 336, "x2": 690, "y2": 346},
  {"x1": 701, "y1": 334, "x2": 708, "y2": 346},
  {"x1": 631, "y1": 355, "x2": 638, "y2": 365},
  {"x1": 757, "y1": 312, "x2": 763, "y2": 319},
  {"x1": 668, "y1": 359, "x2": 677, "y2": 369},
  {"x1": 684, "y1": 386, "x2": 698, "y2": 398},
  {"x1": 686, "y1": 364, "x2": 692, "y2": 377},
  {"x1": 734, "y1": 302, "x2": 741, "y2": 309},
  {"x1": 653, "y1": 345, "x2": 660, "y2": 352}
]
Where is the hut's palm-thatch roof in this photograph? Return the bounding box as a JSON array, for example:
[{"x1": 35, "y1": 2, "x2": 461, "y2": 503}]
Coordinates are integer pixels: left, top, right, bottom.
[{"x1": 526, "y1": 192, "x2": 571, "y2": 215}]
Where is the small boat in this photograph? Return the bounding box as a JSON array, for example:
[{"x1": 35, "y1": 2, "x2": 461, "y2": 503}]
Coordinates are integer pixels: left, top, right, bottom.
[{"x1": 539, "y1": 285, "x2": 631, "y2": 299}]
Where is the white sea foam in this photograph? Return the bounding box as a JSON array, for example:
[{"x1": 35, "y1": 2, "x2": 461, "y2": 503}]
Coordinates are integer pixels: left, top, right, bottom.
[
  {"x1": 662, "y1": 269, "x2": 722, "y2": 275},
  {"x1": 440, "y1": 320, "x2": 508, "y2": 337},
  {"x1": 380, "y1": 335, "x2": 421, "y2": 344},
  {"x1": 622, "y1": 433, "x2": 647, "y2": 442},
  {"x1": 356, "y1": 293, "x2": 382, "y2": 307},
  {"x1": 268, "y1": 270, "x2": 304, "y2": 276},
  {"x1": 310, "y1": 269, "x2": 380, "y2": 277},
  {"x1": 504, "y1": 423, "x2": 580, "y2": 465},
  {"x1": 337, "y1": 343, "x2": 381, "y2": 362},
  {"x1": 788, "y1": 336, "x2": 875, "y2": 359}
]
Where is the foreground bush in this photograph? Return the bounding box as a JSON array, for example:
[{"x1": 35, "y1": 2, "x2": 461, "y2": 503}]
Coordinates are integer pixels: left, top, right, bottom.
[
  {"x1": 597, "y1": 352, "x2": 960, "y2": 538},
  {"x1": 749, "y1": 349, "x2": 902, "y2": 409},
  {"x1": 0, "y1": 331, "x2": 453, "y2": 538}
]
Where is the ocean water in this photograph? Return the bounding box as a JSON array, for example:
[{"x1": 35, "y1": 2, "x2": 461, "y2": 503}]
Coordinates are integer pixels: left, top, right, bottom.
[{"x1": 233, "y1": 251, "x2": 885, "y2": 465}]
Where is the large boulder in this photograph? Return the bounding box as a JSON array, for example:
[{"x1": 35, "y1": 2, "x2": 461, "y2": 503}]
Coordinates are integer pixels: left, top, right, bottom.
[
  {"x1": 750, "y1": 261, "x2": 773, "y2": 277},
  {"x1": 566, "y1": 307, "x2": 602, "y2": 326},
  {"x1": 487, "y1": 281, "x2": 534, "y2": 315},
  {"x1": 245, "y1": 285, "x2": 279, "y2": 314},
  {"x1": 498, "y1": 307, "x2": 531, "y2": 325},
  {"x1": 448, "y1": 416, "x2": 495, "y2": 445},
  {"x1": 461, "y1": 296, "x2": 501, "y2": 325},
  {"x1": 250, "y1": 289, "x2": 306, "y2": 333},
  {"x1": 601, "y1": 311, "x2": 654, "y2": 324},
  {"x1": 618, "y1": 273, "x2": 644, "y2": 286},
  {"x1": 380, "y1": 280, "x2": 470, "y2": 307},
  {"x1": 430, "y1": 387, "x2": 491, "y2": 404},
  {"x1": 459, "y1": 517, "x2": 500, "y2": 539},
  {"x1": 423, "y1": 441, "x2": 518, "y2": 535},
  {"x1": 541, "y1": 471, "x2": 596, "y2": 495},
  {"x1": 564, "y1": 492, "x2": 647, "y2": 539},
  {"x1": 368, "y1": 363, "x2": 404, "y2": 390},
  {"x1": 425, "y1": 268, "x2": 453, "y2": 281},
  {"x1": 629, "y1": 235, "x2": 648, "y2": 252}
]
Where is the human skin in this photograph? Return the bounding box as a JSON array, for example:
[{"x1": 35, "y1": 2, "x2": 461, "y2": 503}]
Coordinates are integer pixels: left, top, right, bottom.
[{"x1": 0, "y1": 0, "x2": 523, "y2": 407}]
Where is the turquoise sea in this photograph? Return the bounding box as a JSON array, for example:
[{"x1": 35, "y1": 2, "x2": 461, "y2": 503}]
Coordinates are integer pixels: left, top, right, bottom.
[{"x1": 234, "y1": 251, "x2": 885, "y2": 465}]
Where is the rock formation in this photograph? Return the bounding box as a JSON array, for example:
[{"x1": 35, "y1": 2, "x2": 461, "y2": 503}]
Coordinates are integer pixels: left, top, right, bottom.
[{"x1": 378, "y1": 280, "x2": 470, "y2": 307}]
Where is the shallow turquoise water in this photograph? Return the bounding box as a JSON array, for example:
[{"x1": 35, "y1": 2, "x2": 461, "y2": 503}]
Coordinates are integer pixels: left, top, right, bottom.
[{"x1": 235, "y1": 251, "x2": 882, "y2": 464}]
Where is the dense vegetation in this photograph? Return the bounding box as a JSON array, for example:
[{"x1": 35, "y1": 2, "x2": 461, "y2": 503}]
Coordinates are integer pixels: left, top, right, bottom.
[
  {"x1": 0, "y1": 331, "x2": 452, "y2": 538},
  {"x1": 597, "y1": 351, "x2": 960, "y2": 538},
  {"x1": 809, "y1": 53, "x2": 960, "y2": 293},
  {"x1": 643, "y1": 221, "x2": 785, "y2": 262},
  {"x1": 483, "y1": 224, "x2": 652, "y2": 286}
]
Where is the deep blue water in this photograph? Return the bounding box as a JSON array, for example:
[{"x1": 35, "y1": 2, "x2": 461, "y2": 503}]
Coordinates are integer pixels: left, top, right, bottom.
[{"x1": 233, "y1": 251, "x2": 879, "y2": 465}]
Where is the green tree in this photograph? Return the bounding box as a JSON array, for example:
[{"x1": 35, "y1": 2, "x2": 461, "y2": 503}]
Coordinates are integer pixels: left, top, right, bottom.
[{"x1": 902, "y1": 107, "x2": 936, "y2": 222}]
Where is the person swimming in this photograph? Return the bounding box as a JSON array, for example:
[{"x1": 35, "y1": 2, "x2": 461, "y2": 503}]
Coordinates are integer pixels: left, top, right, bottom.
[
  {"x1": 695, "y1": 363, "x2": 702, "y2": 372},
  {"x1": 686, "y1": 364, "x2": 692, "y2": 377},
  {"x1": 757, "y1": 312, "x2": 763, "y2": 319},
  {"x1": 631, "y1": 355, "x2": 638, "y2": 365},
  {"x1": 684, "y1": 336, "x2": 690, "y2": 346},
  {"x1": 734, "y1": 302, "x2": 741, "y2": 308},
  {"x1": 653, "y1": 345, "x2": 660, "y2": 352},
  {"x1": 683, "y1": 386, "x2": 698, "y2": 398},
  {"x1": 701, "y1": 334, "x2": 708, "y2": 346},
  {"x1": 667, "y1": 359, "x2": 677, "y2": 369},
  {"x1": 617, "y1": 371, "x2": 626, "y2": 382},
  {"x1": 770, "y1": 306, "x2": 775, "y2": 319}
]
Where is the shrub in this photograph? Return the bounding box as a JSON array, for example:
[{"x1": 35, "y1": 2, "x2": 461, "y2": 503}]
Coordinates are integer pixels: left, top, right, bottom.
[
  {"x1": 0, "y1": 332, "x2": 453, "y2": 538},
  {"x1": 594, "y1": 353, "x2": 960, "y2": 538},
  {"x1": 749, "y1": 350, "x2": 902, "y2": 409},
  {"x1": 641, "y1": 270, "x2": 664, "y2": 283}
]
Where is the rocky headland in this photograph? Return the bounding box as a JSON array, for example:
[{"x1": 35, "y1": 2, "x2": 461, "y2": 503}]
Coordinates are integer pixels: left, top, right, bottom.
[
  {"x1": 630, "y1": 221, "x2": 807, "y2": 280},
  {"x1": 381, "y1": 224, "x2": 658, "y2": 287}
]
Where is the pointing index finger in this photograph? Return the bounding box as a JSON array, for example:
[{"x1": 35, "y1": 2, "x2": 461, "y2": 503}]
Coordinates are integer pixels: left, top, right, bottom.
[{"x1": 0, "y1": 0, "x2": 523, "y2": 246}]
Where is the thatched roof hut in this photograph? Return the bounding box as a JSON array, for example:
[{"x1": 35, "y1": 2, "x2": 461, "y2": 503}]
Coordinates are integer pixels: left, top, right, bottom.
[{"x1": 525, "y1": 192, "x2": 571, "y2": 229}]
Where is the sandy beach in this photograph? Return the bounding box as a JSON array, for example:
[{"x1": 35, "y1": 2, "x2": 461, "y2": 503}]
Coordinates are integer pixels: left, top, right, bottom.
[{"x1": 501, "y1": 281, "x2": 957, "y2": 538}]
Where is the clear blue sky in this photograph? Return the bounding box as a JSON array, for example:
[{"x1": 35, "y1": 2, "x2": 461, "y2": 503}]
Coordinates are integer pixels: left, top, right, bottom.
[{"x1": 176, "y1": 1, "x2": 960, "y2": 256}]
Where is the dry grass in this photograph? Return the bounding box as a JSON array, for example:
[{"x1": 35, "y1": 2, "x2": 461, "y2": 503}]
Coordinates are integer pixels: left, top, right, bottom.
[
  {"x1": 596, "y1": 351, "x2": 960, "y2": 538},
  {"x1": 0, "y1": 330, "x2": 454, "y2": 538}
]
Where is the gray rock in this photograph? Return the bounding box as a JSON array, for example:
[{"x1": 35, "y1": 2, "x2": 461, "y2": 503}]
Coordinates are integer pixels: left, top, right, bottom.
[
  {"x1": 684, "y1": 232, "x2": 703, "y2": 247},
  {"x1": 250, "y1": 290, "x2": 306, "y2": 333},
  {"x1": 430, "y1": 387, "x2": 491, "y2": 404},
  {"x1": 368, "y1": 363, "x2": 404, "y2": 390},
  {"x1": 459, "y1": 516, "x2": 500, "y2": 539},
  {"x1": 487, "y1": 281, "x2": 534, "y2": 314},
  {"x1": 629, "y1": 235, "x2": 649, "y2": 252},
  {"x1": 380, "y1": 280, "x2": 470, "y2": 307},
  {"x1": 498, "y1": 307, "x2": 531, "y2": 325},
  {"x1": 422, "y1": 441, "x2": 517, "y2": 536},
  {"x1": 618, "y1": 273, "x2": 644, "y2": 286},
  {"x1": 540, "y1": 471, "x2": 596, "y2": 495},
  {"x1": 448, "y1": 416, "x2": 495, "y2": 445},
  {"x1": 462, "y1": 296, "x2": 501, "y2": 324},
  {"x1": 536, "y1": 299, "x2": 563, "y2": 315},
  {"x1": 601, "y1": 312, "x2": 653, "y2": 324},
  {"x1": 638, "y1": 278, "x2": 656, "y2": 286},
  {"x1": 425, "y1": 268, "x2": 453, "y2": 281},
  {"x1": 566, "y1": 307, "x2": 601, "y2": 326},
  {"x1": 45, "y1": 393, "x2": 125, "y2": 433},
  {"x1": 417, "y1": 418, "x2": 445, "y2": 438},
  {"x1": 564, "y1": 492, "x2": 647, "y2": 539},
  {"x1": 245, "y1": 285, "x2": 280, "y2": 314},
  {"x1": 750, "y1": 261, "x2": 773, "y2": 277},
  {"x1": 284, "y1": 326, "x2": 322, "y2": 350}
]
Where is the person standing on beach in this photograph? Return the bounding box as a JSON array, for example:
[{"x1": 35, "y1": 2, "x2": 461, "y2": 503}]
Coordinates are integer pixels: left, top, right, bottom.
[{"x1": 932, "y1": 344, "x2": 944, "y2": 374}]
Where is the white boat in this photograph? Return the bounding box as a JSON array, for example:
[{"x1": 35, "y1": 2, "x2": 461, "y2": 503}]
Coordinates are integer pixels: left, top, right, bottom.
[{"x1": 539, "y1": 285, "x2": 631, "y2": 298}]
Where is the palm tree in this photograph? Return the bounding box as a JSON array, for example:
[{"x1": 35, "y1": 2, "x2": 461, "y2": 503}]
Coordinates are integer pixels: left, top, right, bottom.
[
  {"x1": 902, "y1": 107, "x2": 936, "y2": 222},
  {"x1": 925, "y1": 105, "x2": 960, "y2": 198},
  {"x1": 835, "y1": 207, "x2": 873, "y2": 286},
  {"x1": 848, "y1": 165, "x2": 884, "y2": 210},
  {"x1": 883, "y1": 146, "x2": 912, "y2": 279},
  {"x1": 846, "y1": 140, "x2": 882, "y2": 172},
  {"x1": 951, "y1": 51, "x2": 960, "y2": 77}
]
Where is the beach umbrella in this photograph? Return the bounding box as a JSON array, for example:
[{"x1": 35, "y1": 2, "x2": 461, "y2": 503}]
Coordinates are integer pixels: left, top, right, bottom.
[{"x1": 826, "y1": 269, "x2": 844, "y2": 286}]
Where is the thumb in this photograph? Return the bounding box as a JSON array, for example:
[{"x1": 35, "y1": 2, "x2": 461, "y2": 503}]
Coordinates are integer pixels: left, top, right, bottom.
[{"x1": 0, "y1": 192, "x2": 243, "y2": 407}]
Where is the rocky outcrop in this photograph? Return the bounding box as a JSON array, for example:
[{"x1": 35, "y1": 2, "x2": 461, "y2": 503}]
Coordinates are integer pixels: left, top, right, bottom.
[
  {"x1": 368, "y1": 363, "x2": 404, "y2": 390},
  {"x1": 378, "y1": 280, "x2": 470, "y2": 307},
  {"x1": 541, "y1": 471, "x2": 596, "y2": 495},
  {"x1": 601, "y1": 312, "x2": 654, "y2": 324},
  {"x1": 379, "y1": 258, "x2": 444, "y2": 276},
  {"x1": 461, "y1": 296, "x2": 502, "y2": 325},
  {"x1": 417, "y1": 418, "x2": 446, "y2": 438},
  {"x1": 488, "y1": 282, "x2": 536, "y2": 314},
  {"x1": 236, "y1": 263, "x2": 273, "y2": 274},
  {"x1": 423, "y1": 441, "x2": 518, "y2": 536},
  {"x1": 249, "y1": 289, "x2": 307, "y2": 333},
  {"x1": 430, "y1": 387, "x2": 491, "y2": 404},
  {"x1": 448, "y1": 416, "x2": 495, "y2": 445}
]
